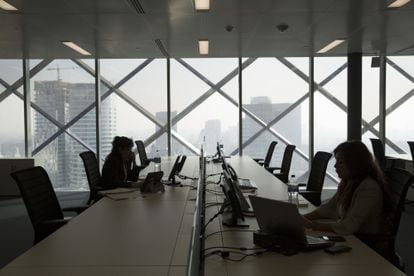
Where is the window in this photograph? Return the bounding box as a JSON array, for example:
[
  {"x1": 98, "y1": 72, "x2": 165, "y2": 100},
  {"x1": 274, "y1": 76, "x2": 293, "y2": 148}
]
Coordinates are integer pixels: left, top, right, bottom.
[
  {"x1": 171, "y1": 58, "x2": 239, "y2": 156},
  {"x1": 0, "y1": 60, "x2": 24, "y2": 158},
  {"x1": 242, "y1": 57, "x2": 309, "y2": 179}
]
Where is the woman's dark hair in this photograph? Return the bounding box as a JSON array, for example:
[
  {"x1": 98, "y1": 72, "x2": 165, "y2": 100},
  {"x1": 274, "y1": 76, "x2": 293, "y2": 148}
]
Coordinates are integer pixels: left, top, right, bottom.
[
  {"x1": 107, "y1": 136, "x2": 133, "y2": 159},
  {"x1": 335, "y1": 140, "x2": 385, "y2": 212}
]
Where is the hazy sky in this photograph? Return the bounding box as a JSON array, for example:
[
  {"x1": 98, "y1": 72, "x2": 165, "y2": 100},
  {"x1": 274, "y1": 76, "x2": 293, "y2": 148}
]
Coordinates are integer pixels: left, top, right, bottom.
[{"x1": 1, "y1": 57, "x2": 414, "y2": 154}]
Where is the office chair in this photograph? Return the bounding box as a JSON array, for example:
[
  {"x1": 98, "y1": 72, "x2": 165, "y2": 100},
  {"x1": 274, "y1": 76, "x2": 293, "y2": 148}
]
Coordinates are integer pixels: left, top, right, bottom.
[
  {"x1": 298, "y1": 151, "x2": 332, "y2": 206},
  {"x1": 253, "y1": 141, "x2": 277, "y2": 168},
  {"x1": 79, "y1": 151, "x2": 105, "y2": 204},
  {"x1": 268, "y1": 144, "x2": 296, "y2": 183},
  {"x1": 370, "y1": 138, "x2": 394, "y2": 172},
  {"x1": 356, "y1": 168, "x2": 414, "y2": 271},
  {"x1": 408, "y1": 141, "x2": 414, "y2": 169},
  {"x1": 135, "y1": 140, "x2": 153, "y2": 168},
  {"x1": 11, "y1": 166, "x2": 86, "y2": 244}
]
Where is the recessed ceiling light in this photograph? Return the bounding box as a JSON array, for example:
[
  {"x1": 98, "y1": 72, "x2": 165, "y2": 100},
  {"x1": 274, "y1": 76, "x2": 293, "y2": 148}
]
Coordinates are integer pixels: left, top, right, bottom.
[
  {"x1": 61, "y1": 41, "x2": 91, "y2": 56},
  {"x1": 0, "y1": 0, "x2": 18, "y2": 11},
  {"x1": 317, "y1": 39, "x2": 345, "y2": 54},
  {"x1": 388, "y1": 0, "x2": 410, "y2": 8},
  {"x1": 194, "y1": 0, "x2": 210, "y2": 11},
  {"x1": 198, "y1": 39, "x2": 209, "y2": 55}
]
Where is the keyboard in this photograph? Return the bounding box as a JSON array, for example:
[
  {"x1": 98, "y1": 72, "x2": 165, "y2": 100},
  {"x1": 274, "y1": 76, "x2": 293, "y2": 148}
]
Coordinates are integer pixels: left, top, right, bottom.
[{"x1": 238, "y1": 178, "x2": 258, "y2": 190}]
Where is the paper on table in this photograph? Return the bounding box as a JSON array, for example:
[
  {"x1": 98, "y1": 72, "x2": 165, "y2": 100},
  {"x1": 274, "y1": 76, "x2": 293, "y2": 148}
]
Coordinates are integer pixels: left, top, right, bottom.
[
  {"x1": 98, "y1": 188, "x2": 138, "y2": 195},
  {"x1": 105, "y1": 191, "x2": 141, "y2": 201}
]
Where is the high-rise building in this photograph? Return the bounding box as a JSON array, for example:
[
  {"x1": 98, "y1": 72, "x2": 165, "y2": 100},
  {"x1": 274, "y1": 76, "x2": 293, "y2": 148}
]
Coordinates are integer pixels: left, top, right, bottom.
[
  {"x1": 33, "y1": 80, "x2": 115, "y2": 190},
  {"x1": 243, "y1": 96, "x2": 301, "y2": 170}
]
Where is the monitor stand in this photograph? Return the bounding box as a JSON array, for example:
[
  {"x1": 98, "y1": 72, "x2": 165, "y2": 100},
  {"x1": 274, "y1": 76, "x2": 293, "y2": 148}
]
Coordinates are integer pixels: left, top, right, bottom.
[{"x1": 221, "y1": 212, "x2": 249, "y2": 228}]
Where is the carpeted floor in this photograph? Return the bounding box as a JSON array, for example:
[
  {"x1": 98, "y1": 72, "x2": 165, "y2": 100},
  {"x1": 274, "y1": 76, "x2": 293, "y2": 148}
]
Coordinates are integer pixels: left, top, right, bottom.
[{"x1": 1, "y1": 191, "x2": 413, "y2": 274}]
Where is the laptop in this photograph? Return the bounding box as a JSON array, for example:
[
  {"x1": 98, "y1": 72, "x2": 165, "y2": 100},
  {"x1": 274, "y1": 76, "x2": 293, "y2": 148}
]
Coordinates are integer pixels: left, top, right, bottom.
[
  {"x1": 248, "y1": 195, "x2": 334, "y2": 250},
  {"x1": 140, "y1": 171, "x2": 164, "y2": 193}
]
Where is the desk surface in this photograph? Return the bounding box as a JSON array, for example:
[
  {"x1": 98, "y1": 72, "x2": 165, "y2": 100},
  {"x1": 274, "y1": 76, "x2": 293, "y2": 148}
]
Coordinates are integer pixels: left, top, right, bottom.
[
  {"x1": 0, "y1": 156, "x2": 199, "y2": 276},
  {"x1": 0, "y1": 156, "x2": 406, "y2": 276},
  {"x1": 203, "y1": 156, "x2": 406, "y2": 276}
]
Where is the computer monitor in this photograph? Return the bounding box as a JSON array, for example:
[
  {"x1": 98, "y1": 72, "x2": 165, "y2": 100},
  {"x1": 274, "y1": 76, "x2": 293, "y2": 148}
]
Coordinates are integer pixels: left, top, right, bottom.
[
  {"x1": 220, "y1": 170, "x2": 248, "y2": 227},
  {"x1": 221, "y1": 160, "x2": 251, "y2": 212},
  {"x1": 164, "y1": 155, "x2": 181, "y2": 185}
]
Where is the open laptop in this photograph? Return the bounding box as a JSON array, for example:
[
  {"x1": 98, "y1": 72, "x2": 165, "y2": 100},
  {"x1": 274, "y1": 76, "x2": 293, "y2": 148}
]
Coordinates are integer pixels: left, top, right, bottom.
[{"x1": 249, "y1": 195, "x2": 334, "y2": 250}]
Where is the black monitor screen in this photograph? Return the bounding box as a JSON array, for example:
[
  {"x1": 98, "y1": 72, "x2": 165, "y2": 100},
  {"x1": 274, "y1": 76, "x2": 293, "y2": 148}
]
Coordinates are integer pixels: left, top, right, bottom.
[{"x1": 221, "y1": 170, "x2": 247, "y2": 227}]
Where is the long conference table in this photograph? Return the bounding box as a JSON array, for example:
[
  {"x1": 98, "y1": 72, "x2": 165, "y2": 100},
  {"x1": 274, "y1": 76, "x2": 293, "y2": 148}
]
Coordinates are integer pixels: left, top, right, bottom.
[{"x1": 0, "y1": 156, "x2": 406, "y2": 276}]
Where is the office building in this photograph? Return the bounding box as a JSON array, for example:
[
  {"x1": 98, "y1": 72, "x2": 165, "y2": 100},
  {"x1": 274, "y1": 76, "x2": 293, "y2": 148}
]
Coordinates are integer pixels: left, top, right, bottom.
[{"x1": 33, "y1": 80, "x2": 115, "y2": 190}]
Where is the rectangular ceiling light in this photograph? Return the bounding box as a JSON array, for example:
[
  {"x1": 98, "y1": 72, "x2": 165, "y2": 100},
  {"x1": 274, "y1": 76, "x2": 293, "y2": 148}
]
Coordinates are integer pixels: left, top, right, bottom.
[
  {"x1": 0, "y1": 0, "x2": 18, "y2": 11},
  {"x1": 194, "y1": 0, "x2": 210, "y2": 11},
  {"x1": 317, "y1": 39, "x2": 345, "y2": 54},
  {"x1": 198, "y1": 39, "x2": 209, "y2": 55},
  {"x1": 388, "y1": 0, "x2": 410, "y2": 8},
  {"x1": 61, "y1": 41, "x2": 91, "y2": 56}
]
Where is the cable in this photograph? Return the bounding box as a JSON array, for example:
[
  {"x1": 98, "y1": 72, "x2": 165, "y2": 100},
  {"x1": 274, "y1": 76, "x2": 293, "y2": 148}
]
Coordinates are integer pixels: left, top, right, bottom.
[
  {"x1": 177, "y1": 174, "x2": 198, "y2": 181},
  {"x1": 204, "y1": 229, "x2": 256, "y2": 239},
  {"x1": 204, "y1": 249, "x2": 268, "y2": 262},
  {"x1": 203, "y1": 246, "x2": 262, "y2": 252}
]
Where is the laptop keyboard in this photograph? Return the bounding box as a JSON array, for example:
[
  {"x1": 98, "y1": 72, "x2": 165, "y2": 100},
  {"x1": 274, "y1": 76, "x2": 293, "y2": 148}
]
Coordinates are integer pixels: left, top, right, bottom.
[
  {"x1": 306, "y1": 235, "x2": 326, "y2": 244},
  {"x1": 238, "y1": 178, "x2": 258, "y2": 190}
]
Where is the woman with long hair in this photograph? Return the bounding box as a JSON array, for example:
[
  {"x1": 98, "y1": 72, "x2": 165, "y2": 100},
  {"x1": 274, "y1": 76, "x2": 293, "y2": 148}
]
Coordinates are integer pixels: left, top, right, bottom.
[
  {"x1": 303, "y1": 140, "x2": 385, "y2": 235},
  {"x1": 101, "y1": 136, "x2": 140, "y2": 188}
]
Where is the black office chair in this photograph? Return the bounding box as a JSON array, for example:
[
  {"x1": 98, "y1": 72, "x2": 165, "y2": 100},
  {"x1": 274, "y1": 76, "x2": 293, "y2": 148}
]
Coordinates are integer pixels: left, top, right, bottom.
[
  {"x1": 268, "y1": 144, "x2": 296, "y2": 183},
  {"x1": 298, "y1": 151, "x2": 332, "y2": 206},
  {"x1": 11, "y1": 166, "x2": 86, "y2": 244},
  {"x1": 253, "y1": 141, "x2": 277, "y2": 168},
  {"x1": 370, "y1": 138, "x2": 387, "y2": 171},
  {"x1": 356, "y1": 168, "x2": 414, "y2": 271},
  {"x1": 79, "y1": 151, "x2": 105, "y2": 204},
  {"x1": 135, "y1": 140, "x2": 153, "y2": 168}
]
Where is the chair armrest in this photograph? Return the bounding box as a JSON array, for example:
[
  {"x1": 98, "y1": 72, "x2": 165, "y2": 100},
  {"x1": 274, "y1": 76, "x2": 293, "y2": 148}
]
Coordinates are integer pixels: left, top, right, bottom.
[
  {"x1": 62, "y1": 205, "x2": 89, "y2": 214},
  {"x1": 298, "y1": 191, "x2": 321, "y2": 206},
  {"x1": 36, "y1": 218, "x2": 71, "y2": 233}
]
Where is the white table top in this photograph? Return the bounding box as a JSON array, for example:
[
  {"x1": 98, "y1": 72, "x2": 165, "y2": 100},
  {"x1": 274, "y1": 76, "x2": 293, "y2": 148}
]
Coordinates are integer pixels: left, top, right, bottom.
[
  {"x1": 0, "y1": 156, "x2": 199, "y2": 276},
  {"x1": 203, "y1": 156, "x2": 406, "y2": 276}
]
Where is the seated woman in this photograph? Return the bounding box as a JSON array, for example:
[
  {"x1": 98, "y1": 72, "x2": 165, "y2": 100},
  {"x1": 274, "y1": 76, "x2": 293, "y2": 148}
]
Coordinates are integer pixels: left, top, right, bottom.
[
  {"x1": 101, "y1": 136, "x2": 141, "y2": 189},
  {"x1": 303, "y1": 140, "x2": 385, "y2": 235}
]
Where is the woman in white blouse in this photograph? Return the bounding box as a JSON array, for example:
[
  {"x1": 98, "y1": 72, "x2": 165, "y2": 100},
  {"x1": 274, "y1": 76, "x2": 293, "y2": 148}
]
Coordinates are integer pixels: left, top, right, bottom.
[{"x1": 303, "y1": 140, "x2": 386, "y2": 235}]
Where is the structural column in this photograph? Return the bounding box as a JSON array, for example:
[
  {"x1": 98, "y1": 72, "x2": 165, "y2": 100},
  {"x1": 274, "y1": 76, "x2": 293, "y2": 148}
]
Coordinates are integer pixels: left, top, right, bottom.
[
  {"x1": 309, "y1": 56, "x2": 314, "y2": 165},
  {"x1": 238, "y1": 57, "x2": 243, "y2": 156},
  {"x1": 95, "y1": 58, "x2": 101, "y2": 168},
  {"x1": 347, "y1": 52, "x2": 362, "y2": 141},
  {"x1": 23, "y1": 59, "x2": 32, "y2": 157},
  {"x1": 167, "y1": 58, "x2": 172, "y2": 156},
  {"x1": 379, "y1": 56, "x2": 386, "y2": 145}
]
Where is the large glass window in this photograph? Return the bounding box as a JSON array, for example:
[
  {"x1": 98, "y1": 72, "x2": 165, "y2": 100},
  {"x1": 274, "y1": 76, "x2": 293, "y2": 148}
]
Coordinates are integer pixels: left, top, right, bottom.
[
  {"x1": 314, "y1": 57, "x2": 347, "y2": 187},
  {"x1": 0, "y1": 60, "x2": 24, "y2": 158},
  {"x1": 171, "y1": 58, "x2": 239, "y2": 156},
  {"x1": 242, "y1": 57, "x2": 309, "y2": 180},
  {"x1": 385, "y1": 56, "x2": 414, "y2": 157},
  {"x1": 100, "y1": 59, "x2": 167, "y2": 158},
  {"x1": 30, "y1": 59, "x2": 96, "y2": 190}
]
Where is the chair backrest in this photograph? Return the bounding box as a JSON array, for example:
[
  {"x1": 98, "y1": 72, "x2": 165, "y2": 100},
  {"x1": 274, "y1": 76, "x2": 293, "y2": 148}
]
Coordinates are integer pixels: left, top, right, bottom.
[
  {"x1": 370, "y1": 138, "x2": 386, "y2": 170},
  {"x1": 135, "y1": 140, "x2": 150, "y2": 167},
  {"x1": 280, "y1": 145, "x2": 296, "y2": 175},
  {"x1": 11, "y1": 166, "x2": 63, "y2": 228},
  {"x1": 383, "y1": 168, "x2": 414, "y2": 236},
  {"x1": 264, "y1": 141, "x2": 277, "y2": 168},
  {"x1": 408, "y1": 141, "x2": 414, "y2": 166},
  {"x1": 306, "y1": 151, "x2": 332, "y2": 192},
  {"x1": 79, "y1": 151, "x2": 101, "y2": 190}
]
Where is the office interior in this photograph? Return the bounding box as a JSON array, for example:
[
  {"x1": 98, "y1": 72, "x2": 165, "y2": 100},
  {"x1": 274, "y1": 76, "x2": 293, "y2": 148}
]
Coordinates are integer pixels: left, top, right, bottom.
[{"x1": 1, "y1": 0, "x2": 414, "y2": 274}]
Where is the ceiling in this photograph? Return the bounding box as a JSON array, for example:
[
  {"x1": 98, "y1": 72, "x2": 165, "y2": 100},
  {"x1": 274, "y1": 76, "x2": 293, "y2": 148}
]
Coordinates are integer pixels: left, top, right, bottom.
[{"x1": 1, "y1": 0, "x2": 414, "y2": 58}]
